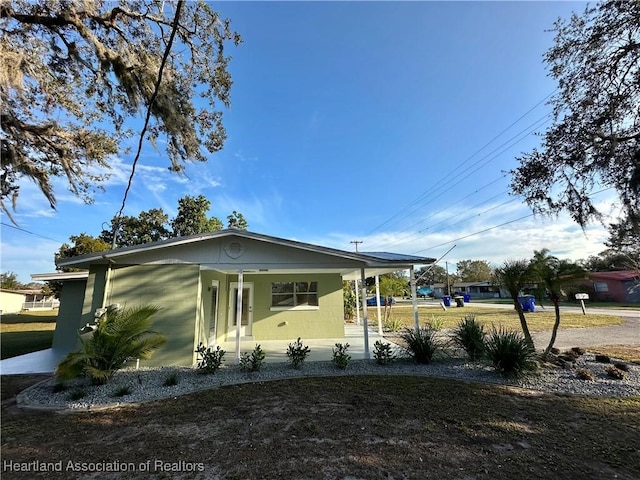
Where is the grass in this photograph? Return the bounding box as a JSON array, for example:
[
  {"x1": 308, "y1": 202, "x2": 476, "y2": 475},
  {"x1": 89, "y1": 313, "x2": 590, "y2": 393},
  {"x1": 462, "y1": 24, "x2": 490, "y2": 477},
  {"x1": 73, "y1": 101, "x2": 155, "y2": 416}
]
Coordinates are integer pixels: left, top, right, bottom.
[
  {"x1": 471, "y1": 298, "x2": 640, "y2": 310},
  {"x1": 367, "y1": 305, "x2": 623, "y2": 333},
  {"x1": 1, "y1": 374, "x2": 639, "y2": 479},
  {"x1": 587, "y1": 345, "x2": 640, "y2": 364},
  {"x1": 0, "y1": 311, "x2": 57, "y2": 359}
]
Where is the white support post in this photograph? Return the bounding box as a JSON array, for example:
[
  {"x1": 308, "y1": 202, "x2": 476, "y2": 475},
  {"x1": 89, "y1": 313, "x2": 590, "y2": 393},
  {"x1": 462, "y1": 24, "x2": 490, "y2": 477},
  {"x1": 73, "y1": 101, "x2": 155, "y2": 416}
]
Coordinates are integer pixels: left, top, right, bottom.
[
  {"x1": 410, "y1": 266, "x2": 419, "y2": 330},
  {"x1": 235, "y1": 269, "x2": 244, "y2": 362},
  {"x1": 354, "y1": 279, "x2": 361, "y2": 326},
  {"x1": 375, "y1": 275, "x2": 383, "y2": 335},
  {"x1": 360, "y1": 268, "x2": 370, "y2": 360}
]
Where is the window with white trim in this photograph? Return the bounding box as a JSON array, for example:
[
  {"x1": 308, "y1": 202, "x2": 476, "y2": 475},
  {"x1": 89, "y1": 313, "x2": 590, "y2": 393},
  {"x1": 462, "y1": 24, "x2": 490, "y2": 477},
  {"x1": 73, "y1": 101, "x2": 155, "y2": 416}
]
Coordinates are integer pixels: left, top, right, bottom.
[
  {"x1": 271, "y1": 281, "x2": 318, "y2": 307},
  {"x1": 594, "y1": 282, "x2": 609, "y2": 292}
]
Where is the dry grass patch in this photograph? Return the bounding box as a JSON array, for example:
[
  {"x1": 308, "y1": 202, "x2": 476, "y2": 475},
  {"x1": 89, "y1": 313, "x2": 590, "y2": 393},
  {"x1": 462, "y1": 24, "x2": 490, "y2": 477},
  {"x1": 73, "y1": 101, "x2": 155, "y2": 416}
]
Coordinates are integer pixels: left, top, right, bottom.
[
  {"x1": 588, "y1": 345, "x2": 640, "y2": 364},
  {"x1": 370, "y1": 306, "x2": 622, "y2": 333}
]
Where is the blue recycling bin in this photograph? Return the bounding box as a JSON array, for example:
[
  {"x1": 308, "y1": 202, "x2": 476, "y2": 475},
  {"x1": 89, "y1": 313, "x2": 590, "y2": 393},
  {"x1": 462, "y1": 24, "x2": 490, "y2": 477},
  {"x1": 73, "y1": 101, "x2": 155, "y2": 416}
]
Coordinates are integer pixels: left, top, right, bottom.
[
  {"x1": 463, "y1": 294, "x2": 470, "y2": 303},
  {"x1": 443, "y1": 295, "x2": 451, "y2": 307},
  {"x1": 518, "y1": 295, "x2": 535, "y2": 312}
]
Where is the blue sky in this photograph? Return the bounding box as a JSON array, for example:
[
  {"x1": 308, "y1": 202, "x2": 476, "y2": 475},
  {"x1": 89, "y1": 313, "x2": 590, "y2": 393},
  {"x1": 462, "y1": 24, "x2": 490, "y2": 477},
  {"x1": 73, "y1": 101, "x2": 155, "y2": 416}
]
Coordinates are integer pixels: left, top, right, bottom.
[{"x1": 2, "y1": 1, "x2": 618, "y2": 284}]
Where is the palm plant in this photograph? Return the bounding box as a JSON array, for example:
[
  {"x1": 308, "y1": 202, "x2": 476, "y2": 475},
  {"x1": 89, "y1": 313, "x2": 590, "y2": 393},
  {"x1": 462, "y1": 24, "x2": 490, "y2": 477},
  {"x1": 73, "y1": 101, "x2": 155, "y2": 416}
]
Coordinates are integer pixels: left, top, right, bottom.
[
  {"x1": 56, "y1": 305, "x2": 166, "y2": 385},
  {"x1": 493, "y1": 259, "x2": 535, "y2": 350},
  {"x1": 530, "y1": 249, "x2": 586, "y2": 356}
]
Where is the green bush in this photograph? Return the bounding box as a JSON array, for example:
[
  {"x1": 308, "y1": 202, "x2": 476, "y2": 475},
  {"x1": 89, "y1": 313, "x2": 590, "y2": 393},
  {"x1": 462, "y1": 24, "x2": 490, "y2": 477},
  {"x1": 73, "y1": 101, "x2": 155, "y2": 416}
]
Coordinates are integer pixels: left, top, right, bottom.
[
  {"x1": 383, "y1": 317, "x2": 403, "y2": 333},
  {"x1": 373, "y1": 340, "x2": 395, "y2": 365},
  {"x1": 400, "y1": 326, "x2": 443, "y2": 364},
  {"x1": 68, "y1": 388, "x2": 86, "y2": 401},
  {"x1": 427, "y1": 315, "x2": 445, "y2": 331},
  {"x1": 52, "y1": 382, "x2": 67, "y2": 393},
  {"x1": 484, "y1": 327, "x2": 536, "y2": 377},
  {"x1": 451, "y1": 315, "x2": 486, "y2": 361},
  {"x1": 240, "y1": 344, "x2": 266, "y2": 372},
  {"x1": 195, "y1": 343, "x2": 226, "y2": 374},
  {"x1": 163, "y1": 372, "x2": 179, "y2": 386},
  {"x1": 56, "y1": 305, "x2": 166, "y2": 385},
  {"x1": 112, "y1": 385, "x2": 132, "y2": 397},
  {"x1": 286, "y1": 337, "x2": 310, "y2": 369},
  {"x1": 332, "y1": 343, "x2": 351, "y2": 369}
]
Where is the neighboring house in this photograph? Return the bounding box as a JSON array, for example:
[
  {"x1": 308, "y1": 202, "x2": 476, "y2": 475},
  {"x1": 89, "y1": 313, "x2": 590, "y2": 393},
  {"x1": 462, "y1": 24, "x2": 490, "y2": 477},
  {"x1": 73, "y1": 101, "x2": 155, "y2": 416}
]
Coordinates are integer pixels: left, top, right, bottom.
[
  {"x1": 0, "y1": 289, "x2": 59, "y2": 314},
  {"x1": 431, "y1": 281, "x2": 501, "y2": 299},
  {"x1": 583, "y1": 270, "x2": 640, "y2": 303},
  {"x1": 0, "y1": 289, "x2": 26, "y2": 314},
  {"x1": 34, "y1": 229, "x2": 434, "y2": 367}
]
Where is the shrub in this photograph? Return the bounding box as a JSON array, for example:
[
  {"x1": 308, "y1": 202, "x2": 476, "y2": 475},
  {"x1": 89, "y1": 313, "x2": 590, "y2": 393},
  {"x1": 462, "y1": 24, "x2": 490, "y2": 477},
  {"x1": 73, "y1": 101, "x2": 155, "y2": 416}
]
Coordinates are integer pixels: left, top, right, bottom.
[
  {"x1": 240, "y1": 344, "x2": 266, "y2": 372},
  {"x1": 68, "y1": 388, "x2": 86, "y2": 401},
  {"x1": 52, "y1": 382, "x2": 67, "y2": 393},
  {"x1": 594, "y1": 354, "x2": 611, "y2": 363},
  {"x1": 570, "y1": 347, "x2": 586, "y2": 356},
  {"x1": 332, "y1": 343, "x2": 351, "y2": 369},
  {"x1": 399, "y1": 326, "x2": 442, "y2": 364},
  {"x1": 483, "y1": 327, "x2": 536, "y2": 377},
  {"x1": 614, "y1": 362, "x2": 629, "y2": 372},
  {"x1": 112, "y1": 385, "x2": 132, "y2": 397},
  {"x1": 373, "y1": 340, "x2": 395, "y2": 365},
  {"x1": 427, "y1": 315, "x2": 445, "y2": 331},
  {"x1": 451, "y1": 315, "x2": 486, "y2": 361},
  {"x1": 575, "y1": 368, "x2": 595, "y2": 381},
  {"x1": 56, "y1": 305, "x2": 166, "y2": 385},
  {"x1": 383, "y1": 317, "x2": 403, "y2": 333},
  {"x1": 195, "y1": 343, "x2": 225, "y2": 374},
  {"x1": 286, "y1": 337, "x2": 310, "y2": 369},
  {"x1": 605, "y1": 365, "x2": 625, "y2": 379},
  {"x1": 163, "y1": 372, "x2": 179, "y2": 386}
]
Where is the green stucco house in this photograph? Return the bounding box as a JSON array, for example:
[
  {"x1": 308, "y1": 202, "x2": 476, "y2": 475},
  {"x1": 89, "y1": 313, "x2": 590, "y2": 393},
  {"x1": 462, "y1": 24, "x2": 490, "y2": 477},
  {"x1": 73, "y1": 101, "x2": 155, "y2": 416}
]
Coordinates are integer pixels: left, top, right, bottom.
[{"x1": 41, "y1": 229, "x2": 434, "y2": 367}]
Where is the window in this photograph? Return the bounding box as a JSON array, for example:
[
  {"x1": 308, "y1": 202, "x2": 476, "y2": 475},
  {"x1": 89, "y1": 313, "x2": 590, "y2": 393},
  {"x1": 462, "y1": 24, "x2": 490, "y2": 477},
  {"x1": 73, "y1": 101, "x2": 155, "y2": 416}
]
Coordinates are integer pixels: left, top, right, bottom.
[
  {"x1": 594, "y1": 282, "x2": 609, "y2": 292},
  {"x1": 271, "y1": 281, "x2": 318, "y2": 308}
]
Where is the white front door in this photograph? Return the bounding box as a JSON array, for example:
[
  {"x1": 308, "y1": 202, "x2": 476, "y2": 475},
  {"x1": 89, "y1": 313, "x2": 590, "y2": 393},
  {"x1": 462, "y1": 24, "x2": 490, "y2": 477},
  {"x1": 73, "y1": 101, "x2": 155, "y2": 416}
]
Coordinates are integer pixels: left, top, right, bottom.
[{"x1": 229, "y1": 282, "x2": 253, "y2": 338}]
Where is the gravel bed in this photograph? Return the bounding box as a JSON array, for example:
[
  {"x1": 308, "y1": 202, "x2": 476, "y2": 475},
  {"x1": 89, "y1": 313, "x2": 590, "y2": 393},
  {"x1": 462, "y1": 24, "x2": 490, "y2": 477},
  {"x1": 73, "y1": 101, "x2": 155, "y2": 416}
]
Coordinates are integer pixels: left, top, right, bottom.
[{"x1": 17, "y1": 353, "x2": 640, "y2": 411}]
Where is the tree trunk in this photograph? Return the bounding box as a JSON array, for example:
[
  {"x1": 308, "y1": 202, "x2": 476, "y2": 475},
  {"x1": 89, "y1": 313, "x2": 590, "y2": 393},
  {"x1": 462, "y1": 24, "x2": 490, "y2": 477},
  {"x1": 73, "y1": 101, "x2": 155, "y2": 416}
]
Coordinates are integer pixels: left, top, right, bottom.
[
  {"x1": 513, "y1": 298, "x2": 535, "y2": 350},
  {"x1": 544, "y1": 297, "x2": 562, "y2": 356}
]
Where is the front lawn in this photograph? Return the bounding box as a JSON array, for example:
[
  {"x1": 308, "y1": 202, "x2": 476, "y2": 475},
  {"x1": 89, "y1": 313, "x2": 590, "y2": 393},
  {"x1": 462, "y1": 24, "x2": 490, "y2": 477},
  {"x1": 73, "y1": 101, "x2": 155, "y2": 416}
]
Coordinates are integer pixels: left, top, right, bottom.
[
  {"x1": 366, "y1": 305, "x2": 623, "y2": 332},
  {"x1": 0, "y1": 311, "x2": 56, "y2": 359},
  {"x1": 1, "y1": 374, "x2": 639, "y2": 479}
]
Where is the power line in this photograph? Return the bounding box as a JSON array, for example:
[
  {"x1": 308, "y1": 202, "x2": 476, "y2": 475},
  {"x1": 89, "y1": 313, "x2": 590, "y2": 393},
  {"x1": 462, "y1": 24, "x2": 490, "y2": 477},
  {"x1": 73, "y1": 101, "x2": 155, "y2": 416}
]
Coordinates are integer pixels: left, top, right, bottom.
[
  {"x1": 1, "y1": 222, "x2": 65, "y2": 244},
  {"x1": 410, "y1": 213, "x2": 536, "y2": 254},
  {"x1": 365, "y1": 92, "x2": 555, "y2": 236}
]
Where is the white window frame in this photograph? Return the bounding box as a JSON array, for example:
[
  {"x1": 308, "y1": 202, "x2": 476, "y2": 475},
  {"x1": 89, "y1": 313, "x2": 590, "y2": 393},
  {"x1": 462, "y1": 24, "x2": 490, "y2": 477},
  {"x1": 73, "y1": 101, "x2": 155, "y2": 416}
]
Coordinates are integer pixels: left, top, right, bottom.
[{"x1": 270, "y1": 281, "x2": 319, "y2": 311}]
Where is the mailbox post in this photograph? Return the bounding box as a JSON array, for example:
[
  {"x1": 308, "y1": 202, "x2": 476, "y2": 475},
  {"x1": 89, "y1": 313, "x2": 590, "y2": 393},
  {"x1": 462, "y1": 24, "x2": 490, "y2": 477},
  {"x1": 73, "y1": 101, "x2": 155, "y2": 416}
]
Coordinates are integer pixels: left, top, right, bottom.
[{"x1": 575, "y1": 293, "x2": 589, "y2": 315}]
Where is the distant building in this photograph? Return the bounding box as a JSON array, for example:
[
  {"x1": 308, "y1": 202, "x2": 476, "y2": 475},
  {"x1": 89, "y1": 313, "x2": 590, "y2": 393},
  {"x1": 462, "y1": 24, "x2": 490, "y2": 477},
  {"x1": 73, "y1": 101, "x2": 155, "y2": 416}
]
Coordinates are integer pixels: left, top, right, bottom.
[
  {"x1": 582, "y1": 270, "x2": 640, "y2": 303},
  {"x1": 431, "y1": 281, "x2": 501, "y2": 299},
  {"x1": 0, "y1": 289, "x2": 59, "y2": 314}
]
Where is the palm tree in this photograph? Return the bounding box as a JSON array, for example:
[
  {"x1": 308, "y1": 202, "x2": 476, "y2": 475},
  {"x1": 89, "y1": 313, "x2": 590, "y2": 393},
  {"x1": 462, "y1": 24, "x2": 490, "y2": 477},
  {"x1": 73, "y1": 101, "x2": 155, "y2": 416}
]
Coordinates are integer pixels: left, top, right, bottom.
[
  {"x1": 56, "y1": 305, "x2": 167, "y2": 385},
  {"x1": 530, "y1": 249, "x2": 586, "y2": 356},
  {"x1": 494, "y1": 259, "x2": 535, "y2": 350}
]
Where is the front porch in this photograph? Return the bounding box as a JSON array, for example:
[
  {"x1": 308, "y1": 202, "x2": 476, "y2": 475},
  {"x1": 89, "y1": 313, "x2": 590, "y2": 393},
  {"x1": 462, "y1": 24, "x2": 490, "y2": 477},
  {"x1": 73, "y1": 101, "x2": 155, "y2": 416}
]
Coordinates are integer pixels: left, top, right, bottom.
[{"x1": 0, "y1": 323, "x2": 397, "y2": 375}]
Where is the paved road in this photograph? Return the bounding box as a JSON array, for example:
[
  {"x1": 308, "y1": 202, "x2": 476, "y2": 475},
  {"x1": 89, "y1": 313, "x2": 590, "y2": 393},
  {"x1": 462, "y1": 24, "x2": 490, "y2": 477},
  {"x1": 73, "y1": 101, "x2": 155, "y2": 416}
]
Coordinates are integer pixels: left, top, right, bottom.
[{"x1": 403, "y1": 300, "x2": 640, "y2": 349}]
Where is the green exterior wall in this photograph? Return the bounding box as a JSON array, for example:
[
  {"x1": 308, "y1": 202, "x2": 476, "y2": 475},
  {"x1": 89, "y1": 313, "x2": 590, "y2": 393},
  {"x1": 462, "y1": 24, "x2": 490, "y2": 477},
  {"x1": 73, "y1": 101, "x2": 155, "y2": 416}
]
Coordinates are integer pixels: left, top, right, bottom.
[
  {"x1": 51, "y1": 279, "x2": 87, "y2": 352},
  {"x1": 106, "y1": 264, "x2": 200, "y2": 367},
  {"x1": 55, "y1": 266, "x2": 345, "y2": 367},
  {"x1": 216, "y1": 273, "x2": 344, "y2": 342}
]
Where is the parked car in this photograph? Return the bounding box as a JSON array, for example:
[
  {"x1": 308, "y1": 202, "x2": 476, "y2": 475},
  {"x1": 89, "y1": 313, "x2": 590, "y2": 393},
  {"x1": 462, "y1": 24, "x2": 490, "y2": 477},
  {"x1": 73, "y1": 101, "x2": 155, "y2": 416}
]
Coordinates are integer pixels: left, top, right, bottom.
[
  {"x1": 417, "y1": 286, "x2": 433, "y2": 298},
  {"x1": 366, "y1": 296, "x2": 396, "y2": 306}
]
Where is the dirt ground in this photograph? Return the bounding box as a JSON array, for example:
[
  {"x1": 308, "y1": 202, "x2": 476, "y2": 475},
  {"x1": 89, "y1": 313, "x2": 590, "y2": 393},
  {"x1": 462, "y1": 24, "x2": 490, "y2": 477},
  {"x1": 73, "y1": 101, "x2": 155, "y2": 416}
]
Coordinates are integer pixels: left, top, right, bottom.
[{"x1": 2, "y1": 373, "x2": 639, "y2": 480}]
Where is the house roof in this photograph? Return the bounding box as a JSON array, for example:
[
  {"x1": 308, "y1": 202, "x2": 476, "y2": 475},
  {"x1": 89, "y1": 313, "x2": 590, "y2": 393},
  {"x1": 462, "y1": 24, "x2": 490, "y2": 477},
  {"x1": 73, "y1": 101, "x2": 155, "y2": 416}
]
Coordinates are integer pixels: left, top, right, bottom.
[
  {"x1": 55, "y1": 229, "x2": 435, "y2": 280},
  {"x1": 31, "y1": 272, "x2": 90, "y2": 282},
  {"x1": 588, "y1": 270, "x2": 640, "y2": 281}
]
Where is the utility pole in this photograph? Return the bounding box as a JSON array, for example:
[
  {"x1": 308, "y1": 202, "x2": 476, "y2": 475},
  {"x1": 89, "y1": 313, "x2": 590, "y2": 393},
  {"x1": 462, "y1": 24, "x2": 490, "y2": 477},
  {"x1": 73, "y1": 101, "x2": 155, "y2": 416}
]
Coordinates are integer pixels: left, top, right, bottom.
[
  {"x1": 445, "y1": 261, "x2": 450, "y2": 295},
  {"x1": 350, "y1": 240, "x2": 363, "y2": 252}
]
